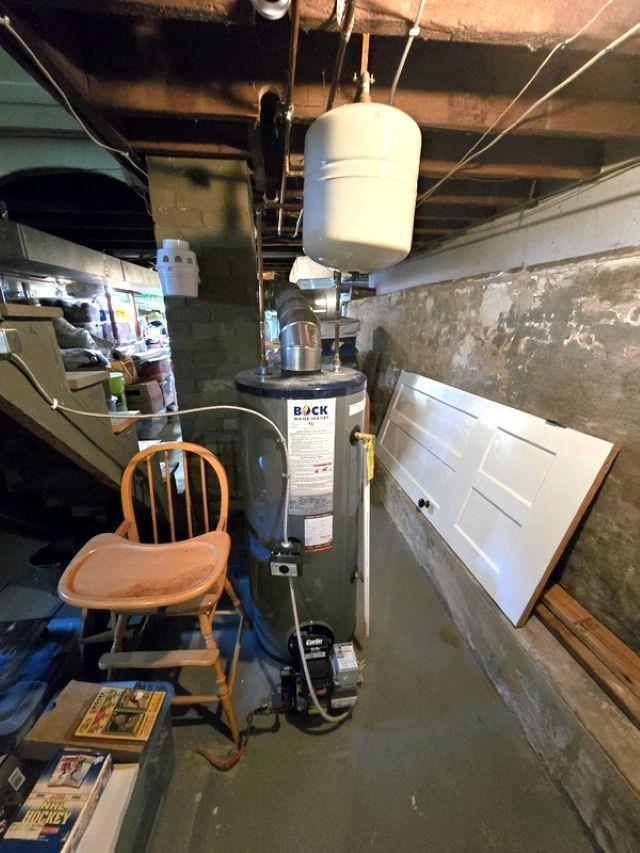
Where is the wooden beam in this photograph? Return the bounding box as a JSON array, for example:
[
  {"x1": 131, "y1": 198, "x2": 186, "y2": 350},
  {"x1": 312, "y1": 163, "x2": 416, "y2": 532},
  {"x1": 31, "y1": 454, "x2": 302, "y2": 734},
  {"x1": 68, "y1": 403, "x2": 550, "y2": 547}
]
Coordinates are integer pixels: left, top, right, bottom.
[
  {"x1": 266, "y1": 193, "x2": 525, "y2": 209},
  {"x1": 87, "y1": 77, "x2": 640, "y2": 141},
  {"x1": 130, "y1": 140, "x2": 247, "y2": 158},
  {"x1": 536, "y1": 603, "x2": 640, "y2": 728},
  {"x1": 16, "y1": 0, "x2": 640, "y2": 54},
  {"x1": 542, "y1": 585, "x2": 640, "y2": 698},
  {"x1": 0, "y1": 2, "x2": 146, "y2": 184},
  {"x1": 289, "y1": 153, "x2": 598, "y2": 182}
]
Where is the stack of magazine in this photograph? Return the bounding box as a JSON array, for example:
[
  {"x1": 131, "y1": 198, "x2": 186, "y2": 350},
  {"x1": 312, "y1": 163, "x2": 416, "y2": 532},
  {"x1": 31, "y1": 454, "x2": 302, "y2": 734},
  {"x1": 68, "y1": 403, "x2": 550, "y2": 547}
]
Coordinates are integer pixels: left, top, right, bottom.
[
  {"x1": 73, "y1": 687, "x2": 164, "y2": 743},
  {"x1": 1, "y1": 686, "x2": 165, "y2": 850}
]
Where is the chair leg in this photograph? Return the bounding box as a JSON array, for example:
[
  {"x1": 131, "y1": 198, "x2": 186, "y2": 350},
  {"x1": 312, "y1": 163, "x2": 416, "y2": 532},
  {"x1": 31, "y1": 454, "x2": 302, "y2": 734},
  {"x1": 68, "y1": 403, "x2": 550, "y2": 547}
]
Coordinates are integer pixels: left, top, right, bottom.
[{"x1": 198, "y1": 611, "x2": 241, "y2": 744}]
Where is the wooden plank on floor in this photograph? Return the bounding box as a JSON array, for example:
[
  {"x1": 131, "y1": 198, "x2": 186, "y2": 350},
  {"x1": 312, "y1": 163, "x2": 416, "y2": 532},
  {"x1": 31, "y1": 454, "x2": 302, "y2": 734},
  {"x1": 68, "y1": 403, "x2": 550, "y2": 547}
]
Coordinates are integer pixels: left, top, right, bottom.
[
  {"x1": 536, "y1": 603, "x2": 640, "y2": 728},
  {"x1": 543, "y1": 584, "x2": 640, "y2": 700}
]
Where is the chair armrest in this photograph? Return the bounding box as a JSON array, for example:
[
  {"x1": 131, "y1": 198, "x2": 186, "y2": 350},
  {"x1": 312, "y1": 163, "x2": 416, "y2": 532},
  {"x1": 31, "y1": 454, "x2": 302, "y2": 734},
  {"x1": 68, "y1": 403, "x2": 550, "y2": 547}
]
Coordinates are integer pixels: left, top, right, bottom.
[{"x1": 114, "y1": 519, "x2": 132, "y2": 538}]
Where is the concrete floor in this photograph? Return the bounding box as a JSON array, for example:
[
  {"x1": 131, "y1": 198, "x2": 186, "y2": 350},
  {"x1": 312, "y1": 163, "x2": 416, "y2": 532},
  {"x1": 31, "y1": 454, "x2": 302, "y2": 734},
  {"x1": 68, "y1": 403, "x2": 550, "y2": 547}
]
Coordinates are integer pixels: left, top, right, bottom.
[{"x1": 148, "y1": 502, "x2": 594, "y2": 853}]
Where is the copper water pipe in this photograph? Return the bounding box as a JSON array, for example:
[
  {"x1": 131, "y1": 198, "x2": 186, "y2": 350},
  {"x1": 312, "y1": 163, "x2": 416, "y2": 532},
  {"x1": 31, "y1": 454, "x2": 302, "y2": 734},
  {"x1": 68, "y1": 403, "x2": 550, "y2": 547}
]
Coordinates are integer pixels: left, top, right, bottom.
[
  {"x1": 255, "y1": 209, "x2": 269, "y2": 372},
  {"x1": 277, "y1": 0, "x2": 301, "y2": 236},
  {"x1": 333, "y1": 270, "x2": 342, "y2": 372}
]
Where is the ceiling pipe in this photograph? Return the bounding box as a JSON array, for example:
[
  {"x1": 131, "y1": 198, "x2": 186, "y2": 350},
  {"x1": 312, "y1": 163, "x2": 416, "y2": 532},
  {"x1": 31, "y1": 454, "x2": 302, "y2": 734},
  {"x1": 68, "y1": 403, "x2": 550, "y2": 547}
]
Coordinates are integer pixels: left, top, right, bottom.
[
  {"x1": 255, "y1": 209, "x2": 269, "y2": 373},
  {"x1": 326, "y1": 0, "x2": 356, "y2": 112},
  {"x1": 277, "y1": 0, "x2": 301, "y2": 236},
  {"x1": 354, "y1": 33, "x2": 373, "y2": 103},
  {"x1": 249, "y1": 0, "x2": 291, "y2": 21}
]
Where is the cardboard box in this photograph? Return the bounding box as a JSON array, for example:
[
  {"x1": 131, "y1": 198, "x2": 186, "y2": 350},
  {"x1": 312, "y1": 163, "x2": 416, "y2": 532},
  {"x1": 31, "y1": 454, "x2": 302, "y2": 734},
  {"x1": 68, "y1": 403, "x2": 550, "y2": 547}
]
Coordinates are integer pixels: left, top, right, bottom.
[
  {"x1": 18, "y1": 682, "x2": 146, "y2": 764},
  {"x1": 2, "y1": 749, "x2": 112, "y2": 852},
  {"x1": 160, "y1": 375, "x2": 176, "y2": 408},
  {"x1": 124, "y1": 380, "x2": 164, "y2": 415}
]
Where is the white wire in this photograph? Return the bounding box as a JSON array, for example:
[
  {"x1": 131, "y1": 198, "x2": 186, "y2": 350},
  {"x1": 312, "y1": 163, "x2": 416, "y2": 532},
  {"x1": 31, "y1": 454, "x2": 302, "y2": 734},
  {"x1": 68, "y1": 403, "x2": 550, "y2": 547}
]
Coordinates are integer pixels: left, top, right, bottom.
[
  {"x1": 388, "y1": 0, "x2": 426, "y2": 107},
  {"x1": 417, "y1": 8, "x2": 640, "y2": 207},
  {"x1": 288, "y1": 578, "x2": 352, "y2": 724},
  {"x1": 442, "y1": 0, "x2": 617, "y2": 181},
  {"x1": 10, "y1": 353, "x2": 291, "y2": 544},
  {"x1": 293, "y1": 207, "x2": 303, "y2": 238},
  {"x1": 0, "y1": 14, "x2": 148, "y2": 181}
]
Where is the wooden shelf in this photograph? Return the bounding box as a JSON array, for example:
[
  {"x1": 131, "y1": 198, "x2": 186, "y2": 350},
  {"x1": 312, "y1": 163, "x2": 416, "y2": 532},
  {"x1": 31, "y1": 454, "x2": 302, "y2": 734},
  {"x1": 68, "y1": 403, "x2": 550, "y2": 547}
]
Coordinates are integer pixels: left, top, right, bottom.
[
  {"x1": 66, "y1": 370, "x2": 110, "y2": 391},
  {"x1": 0, "y1": 303, "x2": 63, "y2": 320}
]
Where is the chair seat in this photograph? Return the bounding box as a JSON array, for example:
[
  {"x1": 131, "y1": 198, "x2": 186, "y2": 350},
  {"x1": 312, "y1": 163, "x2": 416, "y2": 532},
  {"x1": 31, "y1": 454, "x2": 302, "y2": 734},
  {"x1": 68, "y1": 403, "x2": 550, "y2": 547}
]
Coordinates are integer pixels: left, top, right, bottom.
[{"x1": 58, "y1": 531, "x2": 230, "y2": 611}]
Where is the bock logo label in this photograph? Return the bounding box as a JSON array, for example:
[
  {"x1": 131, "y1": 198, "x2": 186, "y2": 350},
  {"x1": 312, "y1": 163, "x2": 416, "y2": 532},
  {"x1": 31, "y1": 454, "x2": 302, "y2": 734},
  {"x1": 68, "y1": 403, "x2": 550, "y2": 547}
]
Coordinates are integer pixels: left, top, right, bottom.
[{"x1": 293, "y1": 404, "x2": 328, "y2": 417}]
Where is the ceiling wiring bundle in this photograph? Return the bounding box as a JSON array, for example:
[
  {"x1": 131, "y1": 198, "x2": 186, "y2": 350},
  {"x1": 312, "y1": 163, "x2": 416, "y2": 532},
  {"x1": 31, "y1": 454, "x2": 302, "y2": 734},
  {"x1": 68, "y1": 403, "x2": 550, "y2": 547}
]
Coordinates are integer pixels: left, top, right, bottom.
[{"x1": 417, "y1": 4, "x2": 640, "y2": 206}]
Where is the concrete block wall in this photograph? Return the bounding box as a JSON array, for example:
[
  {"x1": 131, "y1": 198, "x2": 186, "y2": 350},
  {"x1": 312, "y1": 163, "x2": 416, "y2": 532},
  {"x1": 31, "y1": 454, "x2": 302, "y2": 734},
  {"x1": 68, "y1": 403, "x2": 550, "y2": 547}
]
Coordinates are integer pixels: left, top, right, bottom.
[
  {"x1": 350, "y1": 247, "x2": 640, "y2": 650},
  {"x1": 147, "y1": 158, "x2": 259, "y2": 501}
]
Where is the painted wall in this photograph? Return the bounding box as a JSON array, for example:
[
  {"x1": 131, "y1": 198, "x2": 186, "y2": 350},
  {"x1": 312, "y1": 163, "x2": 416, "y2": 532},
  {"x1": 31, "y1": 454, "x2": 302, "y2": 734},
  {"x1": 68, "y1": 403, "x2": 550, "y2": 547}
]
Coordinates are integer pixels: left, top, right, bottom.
[{"x1": 351, "y1": 248, "x2": 640, "y2": 649}]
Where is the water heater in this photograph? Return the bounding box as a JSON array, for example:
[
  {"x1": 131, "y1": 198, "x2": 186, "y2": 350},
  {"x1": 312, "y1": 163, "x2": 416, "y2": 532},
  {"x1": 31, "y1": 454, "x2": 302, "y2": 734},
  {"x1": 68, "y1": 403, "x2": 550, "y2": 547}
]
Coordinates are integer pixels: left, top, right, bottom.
[
  {"x1": 235, "y1": 285, "x2": 367, "y2": 664},
  {"x1": 236, "y1": 369, "x2": 366, "y2": 661},
  {"x1": 303, "y1": 102, "x2": 422, "y2": 273}
]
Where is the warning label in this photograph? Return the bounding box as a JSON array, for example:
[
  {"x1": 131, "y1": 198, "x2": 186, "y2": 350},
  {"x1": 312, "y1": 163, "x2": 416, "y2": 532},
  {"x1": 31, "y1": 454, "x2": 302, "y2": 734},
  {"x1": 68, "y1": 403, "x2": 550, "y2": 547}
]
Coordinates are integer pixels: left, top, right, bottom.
[
  {"x1": 304, "y1": 514, "x2": 333, "y2": 551},
  {"x1": 287, "y1": 398, "x2": 336, "y2": 519}
]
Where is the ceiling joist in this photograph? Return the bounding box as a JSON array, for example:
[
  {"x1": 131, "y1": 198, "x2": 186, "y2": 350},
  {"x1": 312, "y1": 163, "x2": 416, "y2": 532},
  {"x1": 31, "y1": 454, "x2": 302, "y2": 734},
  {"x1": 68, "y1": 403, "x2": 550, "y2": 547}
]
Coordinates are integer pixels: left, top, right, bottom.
[{"x1": 15, "y1": 0, "x2": 640, "y2": 55}]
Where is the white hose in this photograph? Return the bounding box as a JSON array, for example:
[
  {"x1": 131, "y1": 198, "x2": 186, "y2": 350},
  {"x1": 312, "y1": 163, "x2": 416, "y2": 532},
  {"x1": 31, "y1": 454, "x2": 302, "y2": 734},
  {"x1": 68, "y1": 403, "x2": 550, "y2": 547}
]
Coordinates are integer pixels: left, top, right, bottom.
[
  {"x1": 288, "y1": 578, "x2": 352, "y2": 724},
  {"x1": 10, "y1": 353, "x2": 291, "y2": 545}
]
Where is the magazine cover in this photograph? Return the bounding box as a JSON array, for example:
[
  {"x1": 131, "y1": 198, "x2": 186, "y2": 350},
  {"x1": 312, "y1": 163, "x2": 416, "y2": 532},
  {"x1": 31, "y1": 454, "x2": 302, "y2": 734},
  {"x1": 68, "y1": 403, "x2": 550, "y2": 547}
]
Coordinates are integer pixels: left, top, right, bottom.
[
  {"x1": 74, "y1": 687, "x2": 164, "y2": 742},
  {"x1": 2, "y1": 749, "x2": 111, "y2": 852}
]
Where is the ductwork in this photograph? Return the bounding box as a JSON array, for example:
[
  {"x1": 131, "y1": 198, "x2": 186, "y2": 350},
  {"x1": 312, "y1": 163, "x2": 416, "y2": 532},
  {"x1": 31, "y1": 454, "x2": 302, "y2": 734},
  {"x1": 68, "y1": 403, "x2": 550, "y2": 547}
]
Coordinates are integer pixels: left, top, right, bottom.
[{"x1": 275, "y1": 283, "x2": 321, "y2": 374}]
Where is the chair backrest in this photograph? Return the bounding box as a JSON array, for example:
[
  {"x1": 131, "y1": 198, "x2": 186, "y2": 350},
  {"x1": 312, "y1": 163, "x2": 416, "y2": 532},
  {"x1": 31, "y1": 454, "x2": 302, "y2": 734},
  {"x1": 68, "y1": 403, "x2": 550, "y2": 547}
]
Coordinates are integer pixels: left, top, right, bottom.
[{"x1": 121, "y1": 441, "x2": 229, "y2": 544}]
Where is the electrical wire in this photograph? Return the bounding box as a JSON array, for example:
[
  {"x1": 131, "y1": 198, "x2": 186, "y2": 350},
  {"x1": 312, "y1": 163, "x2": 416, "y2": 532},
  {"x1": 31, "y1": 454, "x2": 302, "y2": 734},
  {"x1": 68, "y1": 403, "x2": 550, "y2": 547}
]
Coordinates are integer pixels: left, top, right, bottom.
[
  {"x1": 438, "y1": 0, "x2": 618, "y2": 181},
  {"x1": 288, "y1": 578, "x2": 353, "y2": 724},
  {"x1": 10, "y1": 352, "x2": 356, "y2": 724},
  {"x1": 417, "y1": 12, "x2": 640, "y2": 207},
  {"x1": 293, "y1": 206, "x2": 303, "y2": 238},
  {"x1": 388, "y1": 0, "x2": 426, "y2": 107},
  {"x1": 9, "y1": 353, "x2": 291, "y2": 544},
  {"x1": 0, "y1": 14, "x2": 148, "y2": 182}
]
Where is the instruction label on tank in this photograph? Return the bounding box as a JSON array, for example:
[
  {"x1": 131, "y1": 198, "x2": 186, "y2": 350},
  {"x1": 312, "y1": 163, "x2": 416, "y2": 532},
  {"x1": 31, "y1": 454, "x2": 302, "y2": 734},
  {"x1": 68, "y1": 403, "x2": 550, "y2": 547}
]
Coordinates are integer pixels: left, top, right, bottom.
[
  {"x1": 287, "y1": 398, "x2": 336, "y2": 538},
  {"x1": 304, "y1": 514, "x2": 334, "y2": 551}
]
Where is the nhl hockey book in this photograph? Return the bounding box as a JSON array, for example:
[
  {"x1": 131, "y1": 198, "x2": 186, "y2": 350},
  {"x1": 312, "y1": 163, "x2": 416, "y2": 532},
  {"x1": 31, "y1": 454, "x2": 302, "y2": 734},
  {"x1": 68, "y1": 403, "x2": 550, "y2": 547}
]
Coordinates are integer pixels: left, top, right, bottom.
[{"x1": 2, "y1": 749, "x2": 111, "y2": 851}]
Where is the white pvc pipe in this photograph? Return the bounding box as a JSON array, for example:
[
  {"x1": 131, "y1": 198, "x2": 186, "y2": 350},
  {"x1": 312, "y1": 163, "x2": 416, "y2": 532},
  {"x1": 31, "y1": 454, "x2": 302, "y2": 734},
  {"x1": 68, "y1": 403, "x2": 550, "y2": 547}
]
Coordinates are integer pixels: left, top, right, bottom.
[
  {"x1": 249, "y1": 0, "x2": 291, "y2": 21},
  {"x1": 363, "y1": 473, "x2": 371, "y2": 638}
]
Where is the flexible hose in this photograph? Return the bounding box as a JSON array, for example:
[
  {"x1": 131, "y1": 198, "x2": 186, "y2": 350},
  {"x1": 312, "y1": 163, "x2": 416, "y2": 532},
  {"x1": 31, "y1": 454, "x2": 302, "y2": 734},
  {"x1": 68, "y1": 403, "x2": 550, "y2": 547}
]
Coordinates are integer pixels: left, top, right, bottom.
[
  {"x1": 9, "y1": 354, "x2": 291, "y2": 545},
  {"x1": 288, "y1": 578, "x2": 352, "y2": 724}
]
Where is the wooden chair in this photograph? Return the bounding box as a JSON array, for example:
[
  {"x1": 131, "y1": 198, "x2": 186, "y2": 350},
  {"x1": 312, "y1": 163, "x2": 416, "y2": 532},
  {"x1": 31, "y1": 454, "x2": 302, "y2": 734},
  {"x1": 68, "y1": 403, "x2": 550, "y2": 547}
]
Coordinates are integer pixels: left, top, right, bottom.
[{"x1": 58, "y1": 441, "x2": 243, "y2": 744}]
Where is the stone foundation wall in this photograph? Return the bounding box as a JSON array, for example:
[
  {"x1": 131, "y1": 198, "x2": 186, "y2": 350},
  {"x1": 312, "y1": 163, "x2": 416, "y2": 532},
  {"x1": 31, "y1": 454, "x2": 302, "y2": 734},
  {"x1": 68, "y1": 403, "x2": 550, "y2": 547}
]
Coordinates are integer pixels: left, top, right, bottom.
[{"x1": 350, "y1": 248, "x2": 640, "y2": 649}]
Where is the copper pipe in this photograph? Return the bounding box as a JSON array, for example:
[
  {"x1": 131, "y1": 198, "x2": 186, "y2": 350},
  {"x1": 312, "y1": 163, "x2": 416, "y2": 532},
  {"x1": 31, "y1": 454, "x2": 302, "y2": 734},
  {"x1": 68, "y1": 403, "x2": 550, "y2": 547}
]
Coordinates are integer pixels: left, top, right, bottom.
[
  {"x1": 326, "y1": 0, "x2": 356, "y2": 112},
  {"x1": 333, "y1": 270, "x2": 342, "y2": 372},
  {"x1": 255, "y1": 209, "x2": 269, "y2": 372},
  {"x1": 277, "y1": 0, "x2": 301, "y2": 236}
]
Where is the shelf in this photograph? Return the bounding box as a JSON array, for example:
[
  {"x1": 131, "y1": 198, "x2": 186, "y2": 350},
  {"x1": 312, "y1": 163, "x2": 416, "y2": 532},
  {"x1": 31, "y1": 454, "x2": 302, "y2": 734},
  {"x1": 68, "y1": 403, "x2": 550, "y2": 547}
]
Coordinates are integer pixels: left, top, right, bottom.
[
  {"x1": 0, "y1": 303, "x2": 63, "y2": 320},
  {"x1": 66, "y1": 370, "x2": 110, "y2": 391}
]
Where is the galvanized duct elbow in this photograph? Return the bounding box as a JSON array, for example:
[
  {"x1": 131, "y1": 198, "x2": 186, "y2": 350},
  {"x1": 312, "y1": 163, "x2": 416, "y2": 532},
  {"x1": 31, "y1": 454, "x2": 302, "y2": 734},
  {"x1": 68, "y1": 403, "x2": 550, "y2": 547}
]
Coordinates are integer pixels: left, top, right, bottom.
[{"x1": 275, "y1": 284, "x2": 321, "y2": 374}]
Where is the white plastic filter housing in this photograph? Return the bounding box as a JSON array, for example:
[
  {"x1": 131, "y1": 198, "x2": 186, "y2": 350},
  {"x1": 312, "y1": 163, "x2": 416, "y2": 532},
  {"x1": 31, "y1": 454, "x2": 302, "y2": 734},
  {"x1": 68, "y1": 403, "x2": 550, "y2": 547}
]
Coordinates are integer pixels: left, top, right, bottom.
[
  {"x1": 303, "y1": 103, "x2": 422, "y2": 273},
  {"x1": 156, "y1": 238, "x2": 199, "y2": 297}
]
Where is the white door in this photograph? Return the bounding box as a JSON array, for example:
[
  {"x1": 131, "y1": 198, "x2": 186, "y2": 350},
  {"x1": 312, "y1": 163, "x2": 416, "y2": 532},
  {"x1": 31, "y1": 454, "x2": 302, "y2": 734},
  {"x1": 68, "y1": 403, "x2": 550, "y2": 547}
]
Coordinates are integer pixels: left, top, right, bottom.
[{"x1": 377, "y1": 371, "x2": 617, "y2": 626}]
